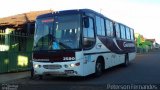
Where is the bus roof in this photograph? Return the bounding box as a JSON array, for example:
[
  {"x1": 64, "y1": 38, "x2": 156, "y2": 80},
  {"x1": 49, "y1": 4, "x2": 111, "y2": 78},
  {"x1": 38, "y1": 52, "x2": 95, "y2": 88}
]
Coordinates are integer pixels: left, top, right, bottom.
[
  {"x1": 36, "y1": 9, "x2": 106, "y2": 19},
  {"x1": 36, "y1": 9, "x2": 133, "y2": 29}
]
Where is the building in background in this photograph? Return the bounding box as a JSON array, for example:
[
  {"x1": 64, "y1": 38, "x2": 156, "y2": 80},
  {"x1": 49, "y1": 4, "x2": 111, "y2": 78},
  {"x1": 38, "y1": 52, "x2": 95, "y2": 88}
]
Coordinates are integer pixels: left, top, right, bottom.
[
  {"x1": 135, "y1": 33, "x2": 159, "y2": 53},
  {"x1": 0, "y1": 10, "x2": 52, "y2": 73}
]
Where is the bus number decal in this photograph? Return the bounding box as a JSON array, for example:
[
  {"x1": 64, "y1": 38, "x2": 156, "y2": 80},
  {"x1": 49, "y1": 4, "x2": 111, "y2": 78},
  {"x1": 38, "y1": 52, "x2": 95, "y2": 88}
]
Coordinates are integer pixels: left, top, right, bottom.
[{"x1": 63, "y1": 57, "x2": 75, "y2": 61}]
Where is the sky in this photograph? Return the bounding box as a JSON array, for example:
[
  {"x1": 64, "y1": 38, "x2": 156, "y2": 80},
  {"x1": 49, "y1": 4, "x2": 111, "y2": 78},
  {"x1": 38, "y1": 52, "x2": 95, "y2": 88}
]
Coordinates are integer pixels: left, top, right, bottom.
[{"x1": 0, "y1": 0, "x2": 160, "y2": 43}]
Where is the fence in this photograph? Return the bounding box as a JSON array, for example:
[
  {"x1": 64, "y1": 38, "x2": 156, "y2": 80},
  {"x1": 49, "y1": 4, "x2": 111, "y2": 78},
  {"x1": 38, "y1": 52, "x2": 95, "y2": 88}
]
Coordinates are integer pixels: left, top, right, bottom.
[
  {"x1": 0, "y1": 51, "x2": 32, "y2": 73},
  {"x1": 0, "y1": 30, "x2": 33, "y2": 73}
]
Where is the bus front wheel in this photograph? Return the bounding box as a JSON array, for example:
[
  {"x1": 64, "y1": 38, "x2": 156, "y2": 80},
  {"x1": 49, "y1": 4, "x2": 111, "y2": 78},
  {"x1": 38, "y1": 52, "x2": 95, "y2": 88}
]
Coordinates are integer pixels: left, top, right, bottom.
[
  {"x1": 30, "y1": 68, "x2": 35, "y2": 79},
  {"x1": 95, "y1": 60, "x2": 103, "y2": 77}
]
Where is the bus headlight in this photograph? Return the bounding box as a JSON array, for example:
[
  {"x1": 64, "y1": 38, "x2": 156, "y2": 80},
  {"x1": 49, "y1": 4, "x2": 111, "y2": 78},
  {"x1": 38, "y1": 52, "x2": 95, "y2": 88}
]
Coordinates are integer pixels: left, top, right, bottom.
[
  {"x1": 34, "y1": 64, "x2": 41, "y2": 68},
  {"x1": 69, "y1": 62, "x2": 80, "y2": 68},
  {"x1": 70, "y1": 64, "x2": 75, "y2": 67}
]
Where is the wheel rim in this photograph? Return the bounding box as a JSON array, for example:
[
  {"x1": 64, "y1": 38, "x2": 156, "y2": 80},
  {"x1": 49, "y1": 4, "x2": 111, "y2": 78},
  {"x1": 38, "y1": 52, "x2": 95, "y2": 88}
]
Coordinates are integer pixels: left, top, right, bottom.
[
  {"x1": 125, "y1": 58, "x2": 129, "y2": 65},
  {"x1": 31, "y1": 69, "x2": 34, "y2": 77},
  {"x1": 96, "y1": 63, "x2": 102, "y2": 73}
]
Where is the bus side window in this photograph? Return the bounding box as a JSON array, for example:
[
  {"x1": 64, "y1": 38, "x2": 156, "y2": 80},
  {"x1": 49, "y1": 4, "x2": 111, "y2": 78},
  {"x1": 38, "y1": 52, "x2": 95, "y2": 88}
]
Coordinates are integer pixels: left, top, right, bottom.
[
  {"x1": 96, "y1": 16, "x2": 105, "y2": 36},
  {"x1": 83, "y1": 17, "x2": 95, "y2": 49},
  {"x1": 126, "y1": 27, "x2": 131, "y2": 40},
  {"x1": 130, "y1": 28, "x2": 134, "y2": 40},
  {"x1": 115, "y1": 23, "x2": 120, "y2": 38},
  {"x1": 120, "y1": 25, "x2": 126, "y2": 39},
  {"x1": 106, "y1": 19, "x2": 113, "y2": 37}
]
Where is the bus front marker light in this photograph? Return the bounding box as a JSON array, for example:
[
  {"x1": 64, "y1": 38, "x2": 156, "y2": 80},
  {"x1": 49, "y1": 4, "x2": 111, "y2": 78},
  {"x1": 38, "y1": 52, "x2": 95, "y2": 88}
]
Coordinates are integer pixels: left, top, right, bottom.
[{"x1": 75, "y1": 62, "x2": 80, "y2": 66}]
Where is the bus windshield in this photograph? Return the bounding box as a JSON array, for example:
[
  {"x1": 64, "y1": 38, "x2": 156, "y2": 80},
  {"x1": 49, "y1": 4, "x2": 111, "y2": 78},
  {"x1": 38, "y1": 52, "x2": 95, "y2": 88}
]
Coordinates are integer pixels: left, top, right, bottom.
[{"x1": 33, "y1": 14, "x2": 81, "y2": 51}]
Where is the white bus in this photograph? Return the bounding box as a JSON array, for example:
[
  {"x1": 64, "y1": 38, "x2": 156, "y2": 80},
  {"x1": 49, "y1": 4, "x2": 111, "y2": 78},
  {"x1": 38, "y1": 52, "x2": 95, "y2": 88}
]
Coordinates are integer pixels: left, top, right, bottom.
[{"x1": 31, "y1": 9, "x2": 136, "y2": 78}]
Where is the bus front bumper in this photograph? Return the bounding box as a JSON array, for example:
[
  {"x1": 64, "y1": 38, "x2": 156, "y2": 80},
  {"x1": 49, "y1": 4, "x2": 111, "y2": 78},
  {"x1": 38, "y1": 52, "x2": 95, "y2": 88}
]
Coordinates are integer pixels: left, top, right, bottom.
[{"x1": 32, "y1": 61, "x2": 83, "y2": 76}]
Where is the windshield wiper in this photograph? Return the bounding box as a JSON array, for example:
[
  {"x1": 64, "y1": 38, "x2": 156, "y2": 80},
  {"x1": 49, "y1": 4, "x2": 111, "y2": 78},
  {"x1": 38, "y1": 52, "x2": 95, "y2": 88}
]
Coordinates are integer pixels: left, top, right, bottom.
[{"x1": 58, "y1": 41, "x2": 72, "y2": 49}]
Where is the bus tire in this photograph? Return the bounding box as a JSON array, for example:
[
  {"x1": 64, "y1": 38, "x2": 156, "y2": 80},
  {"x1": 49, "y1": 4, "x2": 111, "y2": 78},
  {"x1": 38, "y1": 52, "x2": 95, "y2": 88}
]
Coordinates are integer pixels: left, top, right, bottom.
[
  {"x1": 95, "y1": 59, "x2": 103, "y2": 77},
  {"x1": 30, "y1": 68, "x2": 34, "y2": 79},
  {"x1": 38, "y1": 75, "x2": 43, "y2": 80},
  {"x1": 124, "y1": 54, "x2": 129, "y2": 66}
]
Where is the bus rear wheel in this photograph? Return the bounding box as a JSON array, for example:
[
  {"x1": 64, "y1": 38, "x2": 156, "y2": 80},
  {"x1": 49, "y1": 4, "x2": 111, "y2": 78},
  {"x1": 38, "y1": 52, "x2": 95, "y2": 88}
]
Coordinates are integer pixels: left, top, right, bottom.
[{"x1": 124, "y1": 54, "x2": 129, "y2": 66}]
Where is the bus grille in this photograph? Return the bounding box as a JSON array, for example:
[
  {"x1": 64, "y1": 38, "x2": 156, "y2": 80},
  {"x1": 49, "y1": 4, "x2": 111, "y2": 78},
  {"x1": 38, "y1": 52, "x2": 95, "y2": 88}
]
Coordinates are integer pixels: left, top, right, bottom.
[{"x1": 43, "y1": 65, "x2": 62, "y2": 69}]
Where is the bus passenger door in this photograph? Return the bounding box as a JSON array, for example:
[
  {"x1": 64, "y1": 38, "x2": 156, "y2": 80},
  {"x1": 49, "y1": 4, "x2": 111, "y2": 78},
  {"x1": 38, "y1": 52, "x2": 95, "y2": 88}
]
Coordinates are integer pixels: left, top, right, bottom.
[
  {"x1": 83, "y1": 55, "x2": 95, "y2": 76},
  {"x1": 82, "y1": 15, "x2": 96, "y2": 75}
]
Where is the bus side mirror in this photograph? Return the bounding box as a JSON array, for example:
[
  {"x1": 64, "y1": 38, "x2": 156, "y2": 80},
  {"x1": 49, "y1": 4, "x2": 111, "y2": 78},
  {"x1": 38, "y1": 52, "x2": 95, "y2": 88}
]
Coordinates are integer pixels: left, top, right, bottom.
[{"x1": 83, "y1": 17, "x2": 89, "y2": 28}]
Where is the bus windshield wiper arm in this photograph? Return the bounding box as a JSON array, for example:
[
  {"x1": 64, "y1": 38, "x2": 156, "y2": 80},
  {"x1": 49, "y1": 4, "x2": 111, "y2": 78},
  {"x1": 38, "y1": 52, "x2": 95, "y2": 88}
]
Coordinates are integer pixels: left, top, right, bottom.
[{"x1": 58, "y1": 41, "x2": 72, "y2": 49}]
